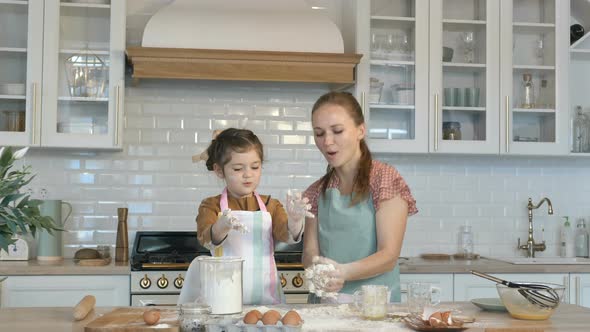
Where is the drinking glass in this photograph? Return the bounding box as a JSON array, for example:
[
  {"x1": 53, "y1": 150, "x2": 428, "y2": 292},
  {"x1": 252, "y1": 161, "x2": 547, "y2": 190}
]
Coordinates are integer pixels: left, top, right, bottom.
[
  {"x1": 407, "y1": 282, "x2": 441, "y2": 315},
  {"x1": 353, "y1": 285, "x2": 390, "y2": 320},
  {"x1": 460, "y1": 31, "x2": 475, "y2": 63},
  {"x1": 535, "y1": 37, "x2": 545, "y2": 65}
]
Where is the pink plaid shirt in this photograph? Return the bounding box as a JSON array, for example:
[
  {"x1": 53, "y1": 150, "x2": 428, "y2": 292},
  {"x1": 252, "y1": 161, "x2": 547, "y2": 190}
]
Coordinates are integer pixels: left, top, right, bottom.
[{"x1": 303, "y1": 160, "x2": 418, "y2": 216}]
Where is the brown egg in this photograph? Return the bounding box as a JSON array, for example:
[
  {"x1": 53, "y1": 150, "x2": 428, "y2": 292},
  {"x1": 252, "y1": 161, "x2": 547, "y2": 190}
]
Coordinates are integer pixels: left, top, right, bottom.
[
  {"x1": 281, "y1": 310, "x2": 302, "y2": 326},
  {"x1": 243, "y1": 309, "x2": 263, "y2": 324},
  {"x1": 261, "y1": 309, "x2": 281, "y2": 325},
  {"x1": 143, "y1": 309, "x2": 160, "y2": 325}
]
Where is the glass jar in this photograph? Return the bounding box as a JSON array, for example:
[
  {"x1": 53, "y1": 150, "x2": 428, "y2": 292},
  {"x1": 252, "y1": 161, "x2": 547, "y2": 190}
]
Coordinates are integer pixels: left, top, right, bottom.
[
  {"x1": 442, "y1": 122, "x2": 462, "y2": 140},
  {"x1": 458, "y1": 225, "x2": 474, "y2": 259},
  {"x1": 178, "y1": 303, "x2": 210, "y2": 332}
]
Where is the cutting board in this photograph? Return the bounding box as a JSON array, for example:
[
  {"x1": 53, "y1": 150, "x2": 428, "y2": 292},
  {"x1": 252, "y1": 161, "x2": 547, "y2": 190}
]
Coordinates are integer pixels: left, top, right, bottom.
[{"x1": 84, "y1": 308, "x2": 179, "y2": 332}]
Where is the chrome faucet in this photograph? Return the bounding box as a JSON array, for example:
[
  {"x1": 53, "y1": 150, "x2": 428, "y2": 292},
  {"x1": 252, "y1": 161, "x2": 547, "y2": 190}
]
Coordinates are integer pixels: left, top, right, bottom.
[{"x1": 518, "y1": 197, "x2": 553, "y2": 258}]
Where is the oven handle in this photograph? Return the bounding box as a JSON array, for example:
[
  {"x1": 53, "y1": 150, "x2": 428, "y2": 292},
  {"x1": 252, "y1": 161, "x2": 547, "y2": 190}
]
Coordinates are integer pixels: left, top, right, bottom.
[
  {"x1": 142, "y1": 263, "x2": 190, "y2": 269},
  {"x1": 276, "y1": 263, "x2": 304, "y2": 269}
]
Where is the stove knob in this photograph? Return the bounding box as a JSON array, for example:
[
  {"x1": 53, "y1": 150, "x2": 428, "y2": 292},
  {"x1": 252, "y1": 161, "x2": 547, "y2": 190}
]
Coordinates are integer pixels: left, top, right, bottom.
[
  {"x1": 140, "y1": 274, "x2": 151, "y2": 289},
  {"x1": 157, "y1": 274, "x2": 169, "y2": 289},
  {"x1": 292, "y1": 273, "x2": 304, "y2": 288},
  {"x1": 174, "y1": 274, "x2": 184, "y2": 289},
  {"x1": 280, "y1": 274, "x2": 287, "y2": 288}
]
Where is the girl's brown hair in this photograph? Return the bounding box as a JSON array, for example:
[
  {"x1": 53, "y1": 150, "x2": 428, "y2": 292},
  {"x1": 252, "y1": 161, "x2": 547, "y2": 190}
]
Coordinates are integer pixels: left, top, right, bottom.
[
  {"x1": 311, "y1": 92, "x2": 372, "y2": 206},
  {"x1": 205, "y1": 128, "x2": 264, "y2": 173}
]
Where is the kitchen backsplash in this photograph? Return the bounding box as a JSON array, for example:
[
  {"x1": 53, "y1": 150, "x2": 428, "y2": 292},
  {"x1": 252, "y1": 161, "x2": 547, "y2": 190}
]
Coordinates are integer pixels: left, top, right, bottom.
[{"x1": 18, "y1": 78, "x2": 590, "y2": 259}]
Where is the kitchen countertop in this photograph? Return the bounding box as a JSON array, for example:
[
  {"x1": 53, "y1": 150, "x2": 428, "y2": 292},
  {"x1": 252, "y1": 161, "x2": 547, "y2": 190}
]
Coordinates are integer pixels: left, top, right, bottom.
[
  {"x1": 2, "y1": 257, "x2": 590, "y2": 276},
  {"x1": 2, "y1": 302, "x2": 590, "y2": 332},
  {"x1": 0, "y1": 259, "x2": 130, "y2": 275}
]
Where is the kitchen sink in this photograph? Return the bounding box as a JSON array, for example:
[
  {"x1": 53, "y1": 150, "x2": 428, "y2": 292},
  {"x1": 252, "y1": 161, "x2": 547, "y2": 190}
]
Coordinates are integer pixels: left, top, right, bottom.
[{"x1": 493, "y1": 257, "x2": 590, "y2": 265}]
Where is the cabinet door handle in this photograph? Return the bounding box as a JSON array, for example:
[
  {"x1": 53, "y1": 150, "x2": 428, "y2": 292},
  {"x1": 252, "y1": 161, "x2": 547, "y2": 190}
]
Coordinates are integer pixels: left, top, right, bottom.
[
  {"x1": 563, "y1": 275, "x2": 569, "y2": 303},
  {"x1": 360, "y1": 92, "x2": 366, "y2": 117},
  {"x1": 32, "y1": 82, "x2": 38, "y2": 144},
  {"x1": 505, "y1": 96, "x2": 510, "y2": 153},
  {"x1": 115, "y1": 84, "x2": 121, "y2": 146},
  {"x1": 576, "y1": 277, "x2": 582, "y2": 305},
  {"x1": 434, "y1": 94, "x2": 439, "y2": 151}
]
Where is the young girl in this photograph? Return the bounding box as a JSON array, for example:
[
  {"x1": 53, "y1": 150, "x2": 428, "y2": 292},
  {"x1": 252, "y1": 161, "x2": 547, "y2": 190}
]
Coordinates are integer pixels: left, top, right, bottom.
[{"x1": 180, "y1": 128, "x2": 312, "y2": 305}]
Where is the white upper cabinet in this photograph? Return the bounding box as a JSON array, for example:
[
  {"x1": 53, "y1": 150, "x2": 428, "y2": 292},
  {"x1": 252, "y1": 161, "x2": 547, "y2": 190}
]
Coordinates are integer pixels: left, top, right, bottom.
[
  {"x1": 356, "y1": 0, "x2": 569, "y2": 155},
  {"x1": 0, "y1": 0, "x2": 43, "y2": 147},
  {"x1": 0, "y1": 0, "x2": 125, "y2": 149},
  {"x1": 499, "y1": 0, "x2": 568, "y2": 155},
  {"x1": 355, "y1": 0, "x2": 430, "y2": 153},
  {"x1": 429, "y1": 0, "x2": 500, "y2": 154}
]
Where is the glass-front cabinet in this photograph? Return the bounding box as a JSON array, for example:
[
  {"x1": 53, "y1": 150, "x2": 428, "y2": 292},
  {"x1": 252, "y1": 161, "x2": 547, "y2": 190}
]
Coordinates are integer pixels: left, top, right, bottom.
[
  {"x1": 355, "y1": 0, "x2": 429, "y2": 153},
  {"x1": 499, "y1": 0, "x2": 568, "y2": 155},
  {"x1": 0, "y1": 0, "x2": 125, "y2": 149},
  {"x1": 357, "y1": 0, "x2": 568, "y2": 155},
  {"x1": 429, "y1": 0, "x2": 499, "y2": 154},
  {"x1": 0, "y1": 1, "x2": 43, "y2": 146}
]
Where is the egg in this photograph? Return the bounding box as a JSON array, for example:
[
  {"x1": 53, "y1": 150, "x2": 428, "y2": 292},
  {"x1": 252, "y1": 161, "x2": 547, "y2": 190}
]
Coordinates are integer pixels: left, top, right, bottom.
[
  {"x1": 261, "y1": 309, "x2": 281, "y2": 325},
  {"x1": 281, "y1": 310, "x2": 302, "y2": 326},
  {"x1": 243, "y1": 309, "x2": 263, "y2": 324},
  {"x1": 142, "y1": 309, "x2": 160, "y2": 325}
]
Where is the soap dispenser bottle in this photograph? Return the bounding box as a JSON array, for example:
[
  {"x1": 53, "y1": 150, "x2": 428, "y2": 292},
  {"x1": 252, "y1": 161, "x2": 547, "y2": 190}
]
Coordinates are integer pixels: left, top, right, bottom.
[
  {"x1": 561, "y1": 217, "x2": 575, "y2": 258},
  {"x1": 575, "y1": 218, "x2": 589, "y2": 258}
]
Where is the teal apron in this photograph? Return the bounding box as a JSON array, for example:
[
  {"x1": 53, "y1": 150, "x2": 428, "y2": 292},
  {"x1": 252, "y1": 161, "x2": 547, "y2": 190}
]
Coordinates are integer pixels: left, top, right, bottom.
[{"x1": 312, "y1": 188, "x2": 400, "y2": 303}]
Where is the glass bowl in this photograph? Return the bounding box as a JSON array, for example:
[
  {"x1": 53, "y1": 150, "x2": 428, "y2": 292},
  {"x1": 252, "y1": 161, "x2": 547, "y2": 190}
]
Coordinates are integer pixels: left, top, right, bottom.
[{"x1": 496, "y1": 282, "x2": 565, "y2": 320}]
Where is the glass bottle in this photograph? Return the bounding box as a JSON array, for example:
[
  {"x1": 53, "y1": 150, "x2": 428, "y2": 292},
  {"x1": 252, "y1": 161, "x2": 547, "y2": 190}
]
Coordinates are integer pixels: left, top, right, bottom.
[
  {"x1": 457, "y1": 225, "x2": 474, "y2": 259},
  {"x1": 521, "y1": 73, "x2": 535, "y2": 108},
  {"x1": 575, "y1": 219, "x2": 589, "y2": 258},
  {"x1": 572, "y1": 106, "x2": 589, "y2": 153},
  {"x1": 536, "y1": 78, "x2": 552, "y2": 109}
]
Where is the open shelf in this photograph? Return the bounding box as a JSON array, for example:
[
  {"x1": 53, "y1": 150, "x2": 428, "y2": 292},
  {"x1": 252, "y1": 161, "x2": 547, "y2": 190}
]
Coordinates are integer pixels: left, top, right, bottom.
[
  {"x1": 442, "y1": 106, "x2": 486, "y2": 112},
  {"x1": 60, "y1": 2, "x2": 110, "y2": 9},
  {"x1": 370, "y1": 60, "x2": 415, "y2": 66},
  {"x1": 371, "y1": 15, "x2": 415, "y2": 22},
  {"x1": 513, "y1": 108, "x2": 555, "y2": 113},
  {"x1": 58, "y1": 96, "x2": 108, "y2": 102}
]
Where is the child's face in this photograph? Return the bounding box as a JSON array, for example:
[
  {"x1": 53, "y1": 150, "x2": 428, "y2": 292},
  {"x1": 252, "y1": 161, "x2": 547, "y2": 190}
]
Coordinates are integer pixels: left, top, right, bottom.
[
  {"x1": 312, "y1": 103, "x2": 365, "y2": 169},
  {"x1": 215, "y1": 149, "x2": 262, "y2": 199}
]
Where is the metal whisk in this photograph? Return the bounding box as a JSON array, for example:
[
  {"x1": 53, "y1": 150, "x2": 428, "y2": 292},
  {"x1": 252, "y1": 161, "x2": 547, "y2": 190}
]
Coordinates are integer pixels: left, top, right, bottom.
[{"x1": 471, "y1": 270, "x2": 560, "y2": 309}]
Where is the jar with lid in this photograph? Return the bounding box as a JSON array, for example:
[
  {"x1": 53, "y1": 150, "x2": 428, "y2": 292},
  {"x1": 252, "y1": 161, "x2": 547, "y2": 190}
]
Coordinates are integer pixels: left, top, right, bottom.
[
  {"x1": 457, "y1": 225, "x2": 474, "y2": 259},
  {"x1": 442, "y1": 122, "x2": 462, "y2": 140},
  {"x1": 178, "y1": 303, "x2": 210, "y2": 332}
]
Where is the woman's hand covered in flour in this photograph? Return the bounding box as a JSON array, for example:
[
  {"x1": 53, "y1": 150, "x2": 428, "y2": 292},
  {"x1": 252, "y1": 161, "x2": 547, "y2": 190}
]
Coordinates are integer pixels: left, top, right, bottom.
[
  {"x1": 312, "y1": 256, "x2": 349, "y2": 293},
  {"x1": 286, "y1": 190, "x2": 314, "y2": 236},
  {"x1": 218, "y1": 209, "x2": 248, "y2": 233}
]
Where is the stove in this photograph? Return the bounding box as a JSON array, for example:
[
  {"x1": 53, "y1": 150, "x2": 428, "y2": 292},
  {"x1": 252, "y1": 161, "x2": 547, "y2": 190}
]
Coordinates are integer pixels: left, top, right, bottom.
[{"x1": 130, "y1": 231, "x2": 308, "y2": 306}]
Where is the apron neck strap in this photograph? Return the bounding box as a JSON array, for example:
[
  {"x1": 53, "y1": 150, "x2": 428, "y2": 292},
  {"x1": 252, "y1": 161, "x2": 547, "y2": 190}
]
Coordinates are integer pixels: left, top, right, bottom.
[{"x1": 220, "y1": 188, "x2": 267, "y2": 212}]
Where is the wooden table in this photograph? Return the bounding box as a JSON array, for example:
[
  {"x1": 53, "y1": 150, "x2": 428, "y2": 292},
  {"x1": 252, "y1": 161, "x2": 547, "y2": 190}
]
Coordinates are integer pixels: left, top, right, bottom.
[{"x1": 0, "y1": 302, "x2": 588, "y2": 331}]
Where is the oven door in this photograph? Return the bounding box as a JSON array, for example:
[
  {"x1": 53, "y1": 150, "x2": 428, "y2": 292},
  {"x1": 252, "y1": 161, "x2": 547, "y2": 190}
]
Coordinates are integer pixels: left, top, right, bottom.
[{"x1": 131, "y1": 294, "x2": 179, "y2": 307}]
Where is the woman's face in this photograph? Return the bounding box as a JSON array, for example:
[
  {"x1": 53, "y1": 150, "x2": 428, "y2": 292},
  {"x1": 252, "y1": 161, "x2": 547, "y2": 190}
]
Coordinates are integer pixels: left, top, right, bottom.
[
  {"x1": 214, "y1": 149, "x2": 262, "y2": 199},
  {"x1": 312, "y1": 103, "x2": 365, "y2": 169}
]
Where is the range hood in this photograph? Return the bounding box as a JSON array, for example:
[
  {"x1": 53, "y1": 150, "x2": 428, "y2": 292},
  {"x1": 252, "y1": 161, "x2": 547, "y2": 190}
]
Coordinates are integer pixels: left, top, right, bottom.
[{"x1": 126, "y1": 0, "x2": 362, "y2": 84}]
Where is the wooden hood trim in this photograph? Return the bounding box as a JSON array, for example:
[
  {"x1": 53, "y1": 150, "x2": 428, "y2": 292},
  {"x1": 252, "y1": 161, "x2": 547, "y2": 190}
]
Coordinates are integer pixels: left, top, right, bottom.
[{"x1": 126, "y1": 47, "x2": 362, "y2": 84}]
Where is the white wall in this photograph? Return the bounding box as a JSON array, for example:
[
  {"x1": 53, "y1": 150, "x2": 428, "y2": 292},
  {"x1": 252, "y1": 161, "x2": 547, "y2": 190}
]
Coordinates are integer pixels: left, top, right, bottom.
[
  {"x1": 17, "y1": 0, "x2": 590, "y2": 259},
  {"x1": 21, "y1": 78, "x2": 590, "y2": 259}
]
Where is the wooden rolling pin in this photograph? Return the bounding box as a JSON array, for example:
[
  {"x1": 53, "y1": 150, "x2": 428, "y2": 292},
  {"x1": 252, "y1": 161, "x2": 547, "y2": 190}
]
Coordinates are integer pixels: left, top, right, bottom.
[{"x1": 73, "y1": 295, "x2": 96, "y2": 321}]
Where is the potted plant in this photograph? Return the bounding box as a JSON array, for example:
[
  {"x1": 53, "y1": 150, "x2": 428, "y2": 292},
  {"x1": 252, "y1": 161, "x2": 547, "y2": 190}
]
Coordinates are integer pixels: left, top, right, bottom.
[{"x1": 0, "y1": 146, "x2": 60, "y2": 252}]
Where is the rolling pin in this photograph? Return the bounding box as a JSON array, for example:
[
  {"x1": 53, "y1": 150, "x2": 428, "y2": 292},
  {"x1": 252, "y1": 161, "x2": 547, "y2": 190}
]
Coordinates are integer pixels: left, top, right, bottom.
[{"x1": 73, "y1": 295, "x2": 96, "y2": 321}]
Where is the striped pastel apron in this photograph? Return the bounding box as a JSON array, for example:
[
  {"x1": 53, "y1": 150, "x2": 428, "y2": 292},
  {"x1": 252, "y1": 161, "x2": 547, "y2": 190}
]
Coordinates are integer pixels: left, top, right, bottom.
[{"x1": 213, "y1": 188, "x2": 283, "y2": 304}]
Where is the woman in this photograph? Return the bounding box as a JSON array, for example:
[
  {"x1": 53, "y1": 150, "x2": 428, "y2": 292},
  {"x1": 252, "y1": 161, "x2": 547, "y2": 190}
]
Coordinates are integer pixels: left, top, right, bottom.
[{"x1": 302, "y1": 92, "x2": 417, "y2": 302}]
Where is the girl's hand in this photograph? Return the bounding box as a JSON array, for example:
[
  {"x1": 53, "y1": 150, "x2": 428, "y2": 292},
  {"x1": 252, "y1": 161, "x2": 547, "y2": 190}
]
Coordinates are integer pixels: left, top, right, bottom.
[
  {"x1": 313, "y1": 256, "x2": 349, "y2": 293},
  {"x1": 286, "y1": 191, "x2": 314, "y2": 236},
  {"x1": 218, "y1": 209, "x2": 248, "y2": 233}
]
